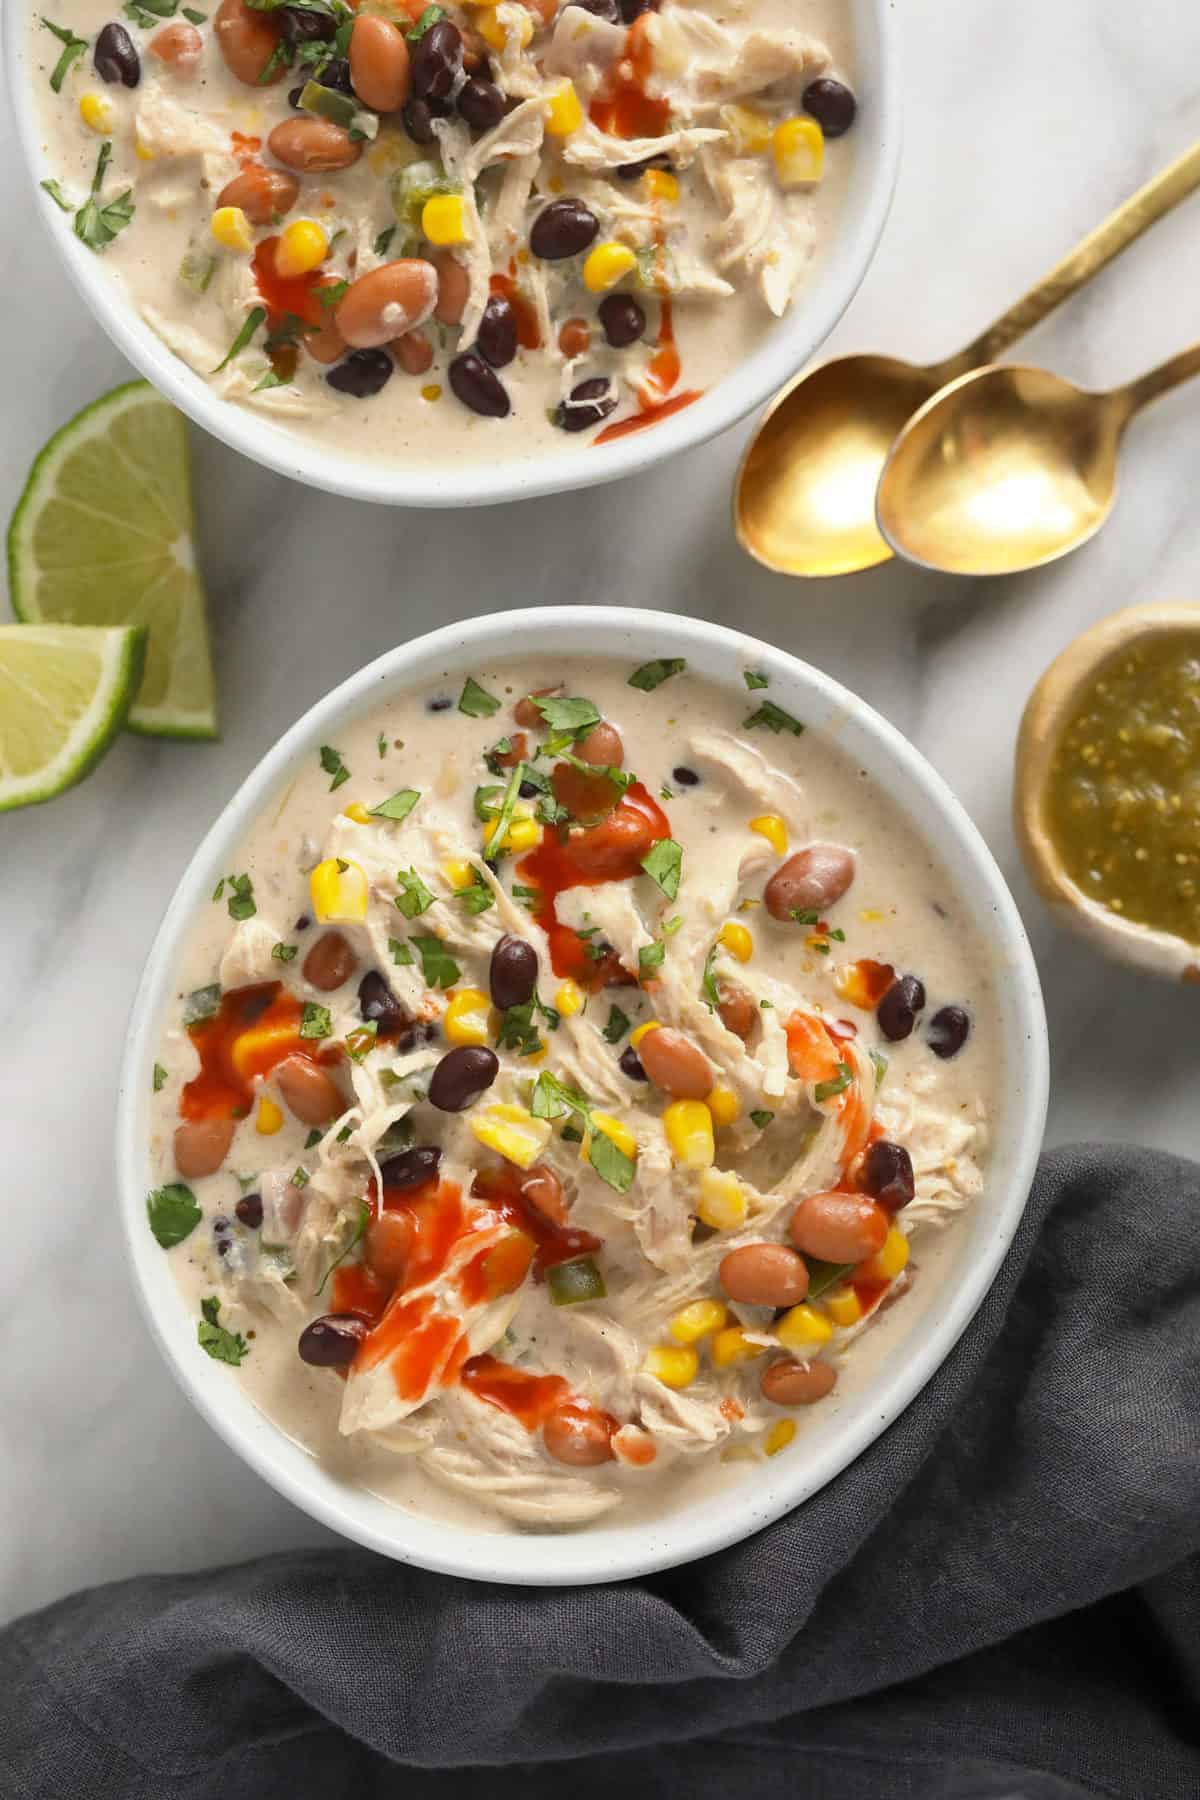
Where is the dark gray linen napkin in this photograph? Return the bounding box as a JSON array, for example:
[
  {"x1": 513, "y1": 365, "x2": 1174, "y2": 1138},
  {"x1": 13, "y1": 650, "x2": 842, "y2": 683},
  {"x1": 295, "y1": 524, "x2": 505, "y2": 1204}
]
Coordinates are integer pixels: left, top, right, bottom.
[{"x1": 4, "y1": 1145, "x2": 1198, "y2": 1800}]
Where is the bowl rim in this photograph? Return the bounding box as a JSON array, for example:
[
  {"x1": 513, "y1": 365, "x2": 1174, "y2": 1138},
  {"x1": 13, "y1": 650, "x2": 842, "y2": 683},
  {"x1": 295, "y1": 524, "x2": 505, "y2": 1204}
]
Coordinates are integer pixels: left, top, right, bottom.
[
  {"x1": 9, "y1": 0, "x2": 901, "y2": 508},
  {"x1": 115, "y1": 606, "x2": 1049, "y2": 1585}
]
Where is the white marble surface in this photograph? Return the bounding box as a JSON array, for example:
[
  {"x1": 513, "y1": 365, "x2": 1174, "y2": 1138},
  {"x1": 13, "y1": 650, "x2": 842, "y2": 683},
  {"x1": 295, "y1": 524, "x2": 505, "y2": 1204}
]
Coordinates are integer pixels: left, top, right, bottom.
[{"x1": 4, "y1": 0, "x2": 1200, "y2": 1628}]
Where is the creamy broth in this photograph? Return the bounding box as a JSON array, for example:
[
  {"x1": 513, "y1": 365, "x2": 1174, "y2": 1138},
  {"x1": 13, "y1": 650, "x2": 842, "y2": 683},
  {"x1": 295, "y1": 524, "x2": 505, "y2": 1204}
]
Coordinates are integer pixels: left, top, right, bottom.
[
  {"x1": 146, "y1": 660, "x2": 1000, "y2": 1533},
  {"x1": 29, "y1": 0, "x2": 854, "y2": 467}
]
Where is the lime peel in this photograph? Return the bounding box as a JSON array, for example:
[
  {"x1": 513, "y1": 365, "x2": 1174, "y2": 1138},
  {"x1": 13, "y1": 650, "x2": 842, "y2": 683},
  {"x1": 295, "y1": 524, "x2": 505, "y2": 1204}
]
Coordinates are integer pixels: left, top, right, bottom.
[{"x1": 0, "y1": 624, "x2": 147, "y2": 812}]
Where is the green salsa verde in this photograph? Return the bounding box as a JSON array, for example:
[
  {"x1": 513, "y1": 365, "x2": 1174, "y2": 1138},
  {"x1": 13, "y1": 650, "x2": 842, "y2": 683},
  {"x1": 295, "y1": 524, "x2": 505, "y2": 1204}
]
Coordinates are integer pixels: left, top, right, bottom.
[{"x1": 1045, "y1": 633, "x2": 1200, "y2": 946}]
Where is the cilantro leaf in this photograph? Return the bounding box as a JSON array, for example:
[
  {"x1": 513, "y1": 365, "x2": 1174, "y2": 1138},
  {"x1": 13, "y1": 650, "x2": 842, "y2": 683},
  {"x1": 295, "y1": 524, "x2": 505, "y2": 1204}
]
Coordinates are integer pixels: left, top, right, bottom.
[
  {"x1": 41, "y1": 177, "x2": 72, "y2": 212},
  {"x1": 512, "y1": 883, "x2": 539, "y2": 910},
  {"x1": 370, "y1": 787, "x2": 420, "y2": 823},
  {"x1": 411, "y1": 934, "x2": 460, "y2": 989},
  {"x1": 198, "y1": 1296, "x2": 249, "y2": 1365},
  {"x1": 211, "y1": 305, "x2": 267, "y2": 373},
  {"x1": 226, "y1": 872, "x2": 256, "y2": 921},
  {"x1": 300, "y1": 1002, "x2": 332, "y2": 1039},
  {"x1": 316, "y1": 1200, "x2": 371, "y2": 1296},
  {"x1": 639, "y1": 940, "x2": 666, "y2": 975},
  {"x1": 73, "y1": 142, "x2": 135, "y2": 252},
  {"x1": 533, "y1": 695, "x2": 601, "y2": 736},
  {"x1": 482, "y1": 763, "x2": 524, "y2": 869},
  {"x1": 319, "y1": 744, "x2": 351, "y2": 790},
  {"x1": 628, "y1": 657, "x2": 686, "y2": 692},
  {"x1": 407, "y1": 3, "x2": 445, "y2": 38},
  {"x1": 749, "y1": 1109, "x2": 774, "y2": 1129},
  {"x1": 374, "y1": 224, "x2": 396, "y2": 257},
  {"x1": 152, "y1": 1062, "x2": 168, "y2": 1092},
  {"x1": 272, "y1": 941, "x2": 298, "y2": 962},
  {"x1": 744, "y1": 699, "x2": 805, "y2": 737},
  {"x1": 458, "y1": 675, "x2": 501, "y2": 718},
  {"x1": 395, "y1": 867, "x2": 433, "y2": 918},
  {"x1": 41, "y1": 17, "x2": 89, "y2": 92},
  {"x1": 602, "y1": 1005, "x2": 632, "y2": 1044},
  {"x1": 388, "y1": 936, "x2": 413, "y2": 965},
  {"x1": 304, "y1": 1128, "x2": 323, "y2": 1148},
  {"x1": 813, "y1": 1062, "x2": 853, "y2": 1103},
  {"x1": 495, "y1": 1001, "x2": 542, "y2": 1057},
  {"x1": 701, "y1": 946, "x2": 721, "y2": 1010},
  {"x1": 744, "y1": 670, "x2": 770, "y2": 690},
  {"x1": 588, "y1": 1130, "x2": 636, "y2": 1195},
  {"x1": 377, "y1": 731, "x2": 388, "y2": 758},
  {"x1": 453, "y1": 875, "x2": 495, "y2": 916},
  {"x1": 184, "y1": 984, "x2": 221, "y2": 1026},
  {"x1": 530, "y1": 1070, "x2": 588, "y2": 1122},
  {"x1": 147, "y1": 1183, "x2": 201, "y2": 1248},
  {"x1": 640, "y1": 837, "x2": 682, "y2": 900}
]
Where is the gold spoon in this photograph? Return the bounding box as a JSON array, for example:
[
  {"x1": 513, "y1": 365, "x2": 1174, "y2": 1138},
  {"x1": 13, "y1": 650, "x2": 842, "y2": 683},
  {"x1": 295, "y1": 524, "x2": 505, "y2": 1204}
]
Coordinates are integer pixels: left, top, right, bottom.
[
  {"x1": 734, "y1": 140, "x2": 1200, "y2": 579},
  {"x1": 875, "y1": 340, "x2": 1200, "y2": 577}
]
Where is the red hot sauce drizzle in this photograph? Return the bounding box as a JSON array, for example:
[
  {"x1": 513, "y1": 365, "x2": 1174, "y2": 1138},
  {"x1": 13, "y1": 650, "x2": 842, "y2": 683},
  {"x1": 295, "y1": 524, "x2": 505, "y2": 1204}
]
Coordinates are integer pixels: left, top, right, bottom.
[{"x1": 181, "y1": 983, "x2": 338, "y2": 1123}]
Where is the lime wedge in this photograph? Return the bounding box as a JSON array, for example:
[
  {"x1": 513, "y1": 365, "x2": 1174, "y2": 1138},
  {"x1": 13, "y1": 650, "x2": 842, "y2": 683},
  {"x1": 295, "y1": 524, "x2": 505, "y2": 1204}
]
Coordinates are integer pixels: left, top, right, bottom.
[
  {"x1": 0, "y1": 623, "x2": 147, "y2": 811},
  {"x1": 7, "y1": 381, "x2": 217, "y2": 739}
]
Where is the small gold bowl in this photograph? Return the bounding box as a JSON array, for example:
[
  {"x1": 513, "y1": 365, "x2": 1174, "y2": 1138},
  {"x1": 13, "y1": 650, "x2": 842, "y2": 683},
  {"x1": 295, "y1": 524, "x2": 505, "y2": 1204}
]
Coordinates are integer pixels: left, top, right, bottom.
[{"x1": 1015, "y1": 601, "x2": 1200, "y2": 984}]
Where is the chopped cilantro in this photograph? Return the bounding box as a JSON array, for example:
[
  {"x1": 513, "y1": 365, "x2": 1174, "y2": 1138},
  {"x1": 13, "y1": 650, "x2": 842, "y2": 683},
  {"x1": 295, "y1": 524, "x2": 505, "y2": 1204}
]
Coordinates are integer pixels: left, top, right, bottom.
[
  {"x1": 394, "y1": 867, "x2": 433, "y2": 918},
  {"x1": 639, "y1": 940, "x2": 666, "y2": 975},
  {"x1": 40, "y1": 178, "x2": 72, "y2": 212},
  {"x1": 744, "y1": 699, "x2": 805, "y2": 737},
  {"x1": 535, "y1": 793, "x2": 570, "y2": 827},
  {"x1": 533, "y1": 695, "x2": 601, "y2": 736},
  {"x1": 483, "y1": 764, "x2": 524, "y2": 868},
  {"x1": 495, "y1": 1001, "x2": 543, "y2": 1057},
  {"x1": 558, "y1": 751, "x2": 634, "y2": 794},
  {"x1": 74, "y1": 142, "x2": 135, "y2": 253},
  {"x1": 701, "y1": 945, "x2": 721, "y2": 1010},
  {"x1": 336, "y1": 1124, "x2": 353, "y2": 1143},
  {"x1": 744, "y1": 670, "x2": 770, "y2": 690},
  {"x1": 152, "y1": 1062, "x2": 168, "y2": 1092},
  {"x1": 640, "y1": 837, "x2": 682, "y2": 900},
  {"x1": 662, "y1": 914, "x2": 683, "y2": 936},
  {"x1": 388, "y1": 936, "x2": 414, "y2": 965},
  {"x1": 474, "y1": 783, "x2": 504, "y2": 820},
  {"x1": 272, "y1": 942, "x2": 298, "y2": 963},
  {"x1": 315, "y1": 1199, "x2": 370, "y2": 1296},
  {"x1": 512, "y1": 883, "x2": 539, "y2": 910},
  {"x1": 319, "y1": 744, "x2": 351, "y2": 790},
  {"x1": 211, "y1": 878, "x2": 225, "y2": 901},
  {"x1": 602, "y1": 1005, "x2": 632, "y2": 1043},
  {"x1": 184, "y1": 984, "x2": 221, "y2": 1026},
  {"x1": 146, "y1": 1183, "x2": 200, "y2": 1248},
  {"x1": 300, "y1": 1002, "x2": 332, "y2": 1039},
  {"x1": 407, "y1": 3, "x2": 445, "y2": 38},
  {"x1": 291, "y1": 1166, "x2": 310, "y2": 1187},
  {"x1": 749, "y1": 1109, "x2": 775, "y2": 1129},
  {"x1": 530, "y1": 1070, "x2": 588, "y2": 1122},
  {"x1": 453, "y1": 875, "x2": 495, "y2": 916},
  {"x1": 374, "y1": 224, "x2": 397, "y2": 257},
  {"x1": 561, "y1": 1123, "x2": 584, "y2": 1144},
  {"x1": 345, "y1": 1021, "x2": 378, "y2": 1060},
  {"x1": 182, "y1": 6, "x2": 208, "y2": 19},
  {"x1": 659, "y1": 783, "x2": 674, "y2": 801},
  {"x1": 483, "y1": 736, "x2": 514, "y2": 775},
  {"x1": 211, "y1": 305, "x2": 266, "y2": 372},
  {"x1": 226, "y1": 872, "x2": 256, "y2": 922},
  {"x1": 869, "y1": 1049, "x2": 888, "y2": 1088},
  {"x1": 377, "y1": 731, "x2": 388, "y2": 758},
  {"x1": 370, "y1": 787, "x2": 420, "y2": 823},
  {"x1": 318, "y1": 280, "x2": 349, "y2": 309},
  {"x1": 411, "y1": 934, "x2": 460, "y2": 989},
  {"x1": 813, "y1": 1062, "x2": 853, "y2": 1103},
  {"x1": 589, "y1": 1130, "x2": 635, "y2": 1194},
  {"x1": 628, "y1": 657, "x2": 686, "y2": 692},
  {"x1": 458, "y1": 676, "x2": 501, "y2": 718},
  {"x1": 198, "y1": 1296, "x2": 248, "y2": 1366},
  {"x1": 252, "y1": 369, "x2": 290, "y2": 394},
  {"x1": 40, "y1": 17, "x2": 88, "y2": 93}
]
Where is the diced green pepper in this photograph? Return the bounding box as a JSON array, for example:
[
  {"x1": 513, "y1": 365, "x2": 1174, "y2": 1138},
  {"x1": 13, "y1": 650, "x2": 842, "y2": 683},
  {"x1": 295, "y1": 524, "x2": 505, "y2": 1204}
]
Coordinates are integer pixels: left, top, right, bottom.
[
  {"x1": 547, "y1": 1256, "x2": 607, "y2": 1306},
  {"x1": 804, "y1": 1257, "x2": 855, "y2": 1298},
  {"x1": 299, "y1": 80, "x2": 379, "y2": 140},
  {"x1": 390, "y1": 160, "x2": 459, "y2": 229}
]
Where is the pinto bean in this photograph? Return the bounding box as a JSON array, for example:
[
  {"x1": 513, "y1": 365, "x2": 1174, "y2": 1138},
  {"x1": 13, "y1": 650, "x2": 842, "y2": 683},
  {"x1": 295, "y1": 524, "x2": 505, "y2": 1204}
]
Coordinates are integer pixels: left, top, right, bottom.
[
  {"x1": 174, "y1": 1116, "x2": 235, "y2": 1179},
  {"x1": 217, "y1": 166, "x2": 300, "y2": 226},
  {"x1": 764, "y1": 845, "x2": 857, "y2": 921},
  {"x1": 148, "y1": 21, "x2": 203, "y2": 70},
  {"x1": 568, "y1": 806, "x2": 658, "y2": 879},
  {"x1": 302, "y1": 929, "x2": 358, "y2": 991},
  {"x1": 429, "y1": 253, "x2": 468, "y2": 325},
  {"x1": 543, "y1": 1406, "x2": 614, "y2": 1467},
  {"x1": 349, "y1": 14, "x2": 411, "y2": 112},
  {"x1": 304, "y1": 277, "x2": 349, "y2": 365},
  {"x1": 364, "y1": 1210, "x2": 415, "y2": 1289},
  {"x1": 393, "y1": 331, "x2": 434, "y2": 375},
  {"x1": 519, "y1": 1163, "x2": 567, "y2": 1226},
  {"x1": 576, "y1": 721, "x2": 623, "y2": 768},
  {"x1": 637, "y1": 1027, "x2": 713, "y2": 1100},
  {"x1": 267, "y1": 116, "x2": 362, "y2": 173},
  {"x1": 761, "y1": 1358, "x2": 838, "y2": 1406},
  {"x1": 214, "y1": 0, "x2": 285, "y2": 85},
  {"x1": 275, "y1": 1053, "x2": 343, "y2": 1126},
  {"x1": 514, "y1": 685, "x2": 560, "y2": 726},
  {"x1": 336, "y1": 260, "x2": 438, "y2": 347},
  {"x1": 719, "y1": 1243, "x2": 810, "y2": 1308},
  {"x1": 788, "y1": 1191, "x2": 888, "y2": 1265},
  {"x1": 716, "y1": 979, "x2": 758, "y2": 1042}
]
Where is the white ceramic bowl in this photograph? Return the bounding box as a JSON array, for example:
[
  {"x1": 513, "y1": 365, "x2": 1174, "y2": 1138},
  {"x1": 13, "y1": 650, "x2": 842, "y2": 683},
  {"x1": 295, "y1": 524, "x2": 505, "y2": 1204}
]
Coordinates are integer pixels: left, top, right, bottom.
[
  {"x1": 116, "y1": 608, "x2": 1048, "y2": 1584},
  {"x1": 10, "y1": 2, "x2": 899, "y2": 507}
]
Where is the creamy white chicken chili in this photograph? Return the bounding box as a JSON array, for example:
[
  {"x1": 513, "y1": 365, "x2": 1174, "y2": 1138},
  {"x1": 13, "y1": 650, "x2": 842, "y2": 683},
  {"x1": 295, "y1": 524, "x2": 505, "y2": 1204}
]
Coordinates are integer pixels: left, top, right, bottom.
[
  {"x1": 147, "y1": 659, "x2": 997, "y2": 1530},
  {"x1": 31, "y1": 0, "x2": 855, "y2": 462}
]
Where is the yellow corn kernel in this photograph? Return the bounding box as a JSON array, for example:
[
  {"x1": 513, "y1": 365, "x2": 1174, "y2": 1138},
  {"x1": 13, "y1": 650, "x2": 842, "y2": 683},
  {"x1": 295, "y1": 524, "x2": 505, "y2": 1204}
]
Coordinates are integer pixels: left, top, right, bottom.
[
  {"x1": 480, "y1": 6, "x2": 533, "y2": 51},
  {"x1": 442, "y1": 858, "x2": 475, "y2": 891},
  {"x1": 711, "y1": 1325, "x2": 765, "y2": 1369},
  {"x1": 256, "y1": 1097, "x2": 284, "y2": 1137},
  {"x1": 544, "y1": 78, "x2": 583, "y2": 137},
  {"x1": 776, "y1": 1302, "x2": 834, "y2": 1351},
  {"x1": 717, "y1": 920, "x2": 753, "y2": 963},
  {"x1": 706, "y1": 1084, "x2": 740, "y2": 1129},
  {"x1": 642, "y1": 167, "x2": 679, "y2": 204},
  {"x1": 134, "y1": 134, "x2": 156, "y2": 162},
  {"x1": 469, "y1": 1101, "x2": 551, "y2": 1170},
  {"x1": 826, "y1": 1285, "x2": 864, "y2": 1328},
  {"x1": 858, "y1": 1226, "x2": 910, "y2": 1285},
  {"x1": 643, "y1": 1344, "x2": 699, "y2": 1389},
  {"x1": 421, "y1": 383, "x2": 442, "y2": 402},
  {"x1": 749, "y1": 814, "x2": 788, "y2": 855},
  {"x1": 720, "y1": 101, "x2": 772, "y2": 154},
  {"x1": 275, "y1": 218, "x2": 329, "y2": 277},
  {"x1": 663, "y1": 1099, "x2": 715, "y2": 1170},
  {"x1": 669, "y1": 1298, "x2": 728, "y2": 1345},
  {"x1": 343, "y1": 802, "x2": 371, "y2": 825},
  {"x1": 772, "y1": 116, "x2": 825, "y2": 188},
  {"x1": 859, "y1": 908, "x2": 884, "y2": 923},
  {"x1": 230, "y1": 1018, "x2": 301, "y2": 1081},
  {"x1": 555, "y1": 979, "x2": 584, "y2": 1018},
  {"x1": 421, "y1": 193, "x2": 469, "y2": 247},
  {"x1": 582, "y1": 241, "x2": 638, "y2": 293},
  {"x1": 79, "y1": 92, "x2": 115, "y2": 134},
  {"x1": 483, "y1": 815, "x2": 542, "y2": 854},
  {"x1": 630, "y1": 1020, "x2": 661, "y2": 1048},
  {"x1": 585, "y1": 1112, "x2": 638, "y2": 1162},
  {"x1": 696, "y1": 1167, "x2": 747, "y2": 1231},
  {"x1": 764, "y1": 1419, "x2": 796, "y2": 1457},
  {"x1": 211, "y1": 206, "x2": 254, "y2": 253},
  {"x1": 309, "y1": 857, "x2": 369, "y2": 924},
  {"x1": 444, "y1": 987, "x2": 492, "y2": 1047}
]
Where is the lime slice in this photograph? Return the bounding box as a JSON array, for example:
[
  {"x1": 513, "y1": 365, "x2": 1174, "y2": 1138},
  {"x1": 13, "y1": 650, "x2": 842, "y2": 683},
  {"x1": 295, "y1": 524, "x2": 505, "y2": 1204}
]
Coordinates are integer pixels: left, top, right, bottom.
[
  {"x1": 7, "y1": 381, "x2": 217, "y2": 739},
  {"x1": 0, "y1": 623, "x2": 147, "y2": 812}
]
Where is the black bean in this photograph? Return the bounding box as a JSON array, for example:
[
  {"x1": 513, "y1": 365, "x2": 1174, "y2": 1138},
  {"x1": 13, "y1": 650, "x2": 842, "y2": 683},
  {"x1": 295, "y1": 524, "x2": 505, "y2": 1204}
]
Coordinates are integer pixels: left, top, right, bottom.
[
  {"x1": 519, "y1": 779, "x2": 538, "y2": 799},
  {"x1": 358, "y1": 970, "x2": 408, "y2": 1038},
  {"x1": 304, "y1": 56, "x2": 353, "y2": 95},
  {"x1": 379, "y1": 1145, "x2": 442, "y2": 1190},
  {"x1": 235, "y1": 1193, "x2": 264, "y2": 1229},
  {"x1": 803, "y1": 76, "x2": 857, "y2": 138},
  {"x1": 529, "y1": 197, "x2": 599, "y2": 260},
  {"x1": 449, "y1": 352, "x2": 511, "y2": 418},
  {"x1": 567, "y1": 0, "x2": 621, "y2": 17},
  {"x1": 402, "y1": 94, "x2": 447, "y2": 144},
  {"x1": 859, "y1": 1141, "x2": 914, "y2": 1213},
  {"x1": 294, "y1": 914, "x2": 312, "y2": 932},
  {"x1": 428, "y1": 695, "x2": 452, "y2": 711},
  {"x1": 556, "y1": 377, "x2": 617, "y2": 434},
  {"x1": 327, "y1": 349, "x2": 394, "y2": 398},
  {"x1": 928, "y1": 1005, "x2": 970, "y2": 1060},
  {"x1": 397, "y1": 1018, "x2": 439, "y2": 1053},
  {"x1": 410, "y1": 18, "x2": 462, "y2": 100},
  {"x1": 298, "y1": 1314, "x2": 370, "y2": 1368},
  {"x1": 490, "y1": 934, "x2": 538, "y2": 1009},
  {"x1": 619, "y1": 1046, "x2": 647, "y2": 1082},
  {"x1": 616, "y1": 153, "x2": 671, "y2": 181},
  {"x1": 476, "y1": 295, "x2": 518, "y2": 369},
  {"x1": 618, "y1": 0, "x2": 653, "y2": 19},
  {"x1": 598, "y1": 292, "x2": 645, "y2": 348},
  {"x1": 877, "y1": 974, "x2": 926, "y2": 1043},
  {"x1": 279, "y1": 4, "x2": 337, "y2": 46},
  {"x1": 429, "y1": 1045, "x2": 499, "y2": 1112},
  {"x1": 288, "y1": 84, "x2": 305, "y2": 109},
  {"x1": 94, "y1": 21, "x2": 140, "y2": 87},
  {"x1": 457, "y1": 76, "x2": 505, "y2": 133},
  {"x1": 672, "y1": 765, "x2": 700, "y2": 786}
]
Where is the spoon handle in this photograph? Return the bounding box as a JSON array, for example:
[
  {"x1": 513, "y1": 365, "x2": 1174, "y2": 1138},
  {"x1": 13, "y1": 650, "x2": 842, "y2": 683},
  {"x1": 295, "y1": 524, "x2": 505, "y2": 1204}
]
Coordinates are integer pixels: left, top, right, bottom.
[
  {"x1": 945, "y1": 140, "x2": 1200, "y2": 375},
  {"x1": 1118, "y1": 340, "x2": 1200, "y2": 416}
]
